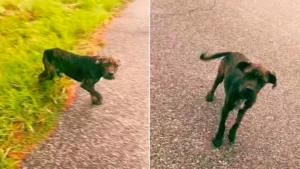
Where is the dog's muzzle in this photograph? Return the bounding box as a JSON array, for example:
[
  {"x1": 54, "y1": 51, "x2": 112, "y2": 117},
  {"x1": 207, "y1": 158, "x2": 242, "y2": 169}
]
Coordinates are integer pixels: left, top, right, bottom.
[{"x1": 103, "y1": 73, "x2": 115, "y2": 80}]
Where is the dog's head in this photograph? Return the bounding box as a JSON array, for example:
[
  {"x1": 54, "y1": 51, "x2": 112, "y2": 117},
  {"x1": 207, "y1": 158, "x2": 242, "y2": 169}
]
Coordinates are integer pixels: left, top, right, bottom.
[
  {"x1": 95, "y1": 56, "x2": 121, "y2": 80},
  {"x1": 237, "y1": 61, "x2": 277, "y2": 100}
]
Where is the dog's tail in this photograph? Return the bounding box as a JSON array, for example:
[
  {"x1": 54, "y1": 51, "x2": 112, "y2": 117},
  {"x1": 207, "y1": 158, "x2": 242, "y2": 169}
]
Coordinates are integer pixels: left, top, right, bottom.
[{"x1": 200, "y1": 52, "x2": 232, "y2": 61}]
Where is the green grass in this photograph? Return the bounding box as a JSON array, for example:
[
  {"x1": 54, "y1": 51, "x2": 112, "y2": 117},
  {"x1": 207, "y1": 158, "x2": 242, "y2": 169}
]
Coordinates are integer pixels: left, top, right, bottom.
[{"x1": 0, "y1": 0, "x2": 124, "y2": 168}]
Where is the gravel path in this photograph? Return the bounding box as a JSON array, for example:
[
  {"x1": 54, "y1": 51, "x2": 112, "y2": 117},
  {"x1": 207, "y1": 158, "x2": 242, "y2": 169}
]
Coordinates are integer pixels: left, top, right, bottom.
[
  {"x1": 22, "y1": 0, "x2": 149, "y2": 168},
  {"x1": 151, "y1": 0, "x2": 300, "y2": 168}
]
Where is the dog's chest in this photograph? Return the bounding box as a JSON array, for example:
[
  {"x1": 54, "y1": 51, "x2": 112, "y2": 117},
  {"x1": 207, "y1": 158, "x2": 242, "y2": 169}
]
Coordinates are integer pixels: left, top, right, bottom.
[{"x1": 234, "y1": 99, "x2": 246, "y2": 110}]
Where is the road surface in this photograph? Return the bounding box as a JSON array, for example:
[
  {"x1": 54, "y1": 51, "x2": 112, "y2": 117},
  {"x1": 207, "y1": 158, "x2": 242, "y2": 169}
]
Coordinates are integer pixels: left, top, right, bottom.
[
  {"x1": 151, "y1": 0, "x2": 300, "y2": 168},
  {"x1": 22, "y1": 0, "x2": 149, "y2": 168}
]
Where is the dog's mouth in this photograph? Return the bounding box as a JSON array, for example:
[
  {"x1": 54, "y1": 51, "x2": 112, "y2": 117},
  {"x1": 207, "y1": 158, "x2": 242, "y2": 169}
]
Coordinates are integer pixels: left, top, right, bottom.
[{"x1": 103, "y1": 74, "x2": 115, "y2": 80}]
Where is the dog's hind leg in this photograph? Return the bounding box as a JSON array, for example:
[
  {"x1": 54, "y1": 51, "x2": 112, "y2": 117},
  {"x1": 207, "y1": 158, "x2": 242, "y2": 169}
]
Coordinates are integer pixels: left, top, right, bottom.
[
  {"x1": 56, "y1": 69, "x2": 63, "y2": 77},
  {"x1": 38, "y1": 66, "x2": 56, "y2": 82},
  {"x1": 39, "y1": 53, "x2": 56, "y2": 82},
  {"x1": 38, "y1": 70, "x2": 48, "y2": 81},
  {"x1": 39, "y1": 58, "x2": 50, "y2": 82},
  {"x1": 206, "y1": 60, "x2": 225, "y2": 102},
  {"x1": 228, "y1": 100, "x2": 253, "y2": 144}
]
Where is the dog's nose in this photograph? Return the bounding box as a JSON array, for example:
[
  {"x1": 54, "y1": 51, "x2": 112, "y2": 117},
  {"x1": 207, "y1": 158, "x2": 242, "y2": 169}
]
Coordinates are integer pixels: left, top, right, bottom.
[{"x1": 108, "y1": 72, "x2": 114, "y2": 76}]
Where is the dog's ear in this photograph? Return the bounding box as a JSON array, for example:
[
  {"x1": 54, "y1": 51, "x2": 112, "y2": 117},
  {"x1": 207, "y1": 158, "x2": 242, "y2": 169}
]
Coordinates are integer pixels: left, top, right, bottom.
[
  {"x1": 267, "y1": 71, "x2": 277, "y2": 89},
  {"x1": 236, "y1": 61, "x2": 252, "y2": 73},
  {"x1": 116, "y1": 59, "x2": 121, "y2": 66}
]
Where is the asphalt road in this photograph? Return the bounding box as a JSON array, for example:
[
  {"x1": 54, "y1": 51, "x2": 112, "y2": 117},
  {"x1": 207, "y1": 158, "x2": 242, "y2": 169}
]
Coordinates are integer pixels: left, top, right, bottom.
[
  {"x1": 151, "y1": 0, "x2": 300, "y2": 168},
  {"x1": 22, "y1": 0, "x2": 149, "y2": 168}
]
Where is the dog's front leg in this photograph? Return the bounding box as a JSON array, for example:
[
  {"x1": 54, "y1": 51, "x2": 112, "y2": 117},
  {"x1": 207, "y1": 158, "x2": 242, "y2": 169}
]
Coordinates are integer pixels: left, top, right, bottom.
[
  {"x1": 212, "y1": 106, "x2": 230, "y2": 148},
  {"x1": 228, "y1": 100, "x2": 253, "y2": 144},
  {"x1": 212, "y1": 99, "x2": 235, "y2": 148},
  {"x1": 81, "y1": 79, "x2": 103, "y2": 105}
]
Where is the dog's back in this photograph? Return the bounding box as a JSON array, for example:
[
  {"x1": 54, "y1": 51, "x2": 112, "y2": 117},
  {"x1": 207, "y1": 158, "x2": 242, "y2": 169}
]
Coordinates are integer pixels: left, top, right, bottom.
[
  {"x1": 44, "y1": 48, "x2": 82, "y2": 64},
  {"x1": 200, "y1": 51, "x2": 249, "y2": 76},
  {"x1": 43, "y1": 48, "x2": 101, "y2": 82}
]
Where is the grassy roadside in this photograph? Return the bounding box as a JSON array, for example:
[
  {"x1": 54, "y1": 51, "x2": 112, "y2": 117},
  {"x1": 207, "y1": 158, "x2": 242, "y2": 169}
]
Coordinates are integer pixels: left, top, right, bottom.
[{"x1": 0, "y1": 0, "x2": 126, "y2": 168}]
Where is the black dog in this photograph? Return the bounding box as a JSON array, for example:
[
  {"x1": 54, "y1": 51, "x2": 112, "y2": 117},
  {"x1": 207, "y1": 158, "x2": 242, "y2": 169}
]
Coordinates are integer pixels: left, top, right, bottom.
[
  {"x1": 200, "y1": 51, "x2": 277, "y2": 148},
  {"x1": 39, "y1": 48, "x2": 120, "y2": 105}
]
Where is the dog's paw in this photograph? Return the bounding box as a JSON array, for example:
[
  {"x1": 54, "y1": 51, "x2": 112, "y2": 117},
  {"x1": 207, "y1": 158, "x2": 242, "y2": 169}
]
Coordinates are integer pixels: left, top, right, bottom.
[
  {"x1": 228, "y1": 134, "x2": 236, "y2": 145},
  {"x1": 206, "y1": 92, "x2": 214, "y2": 102},
  {"x1": 92, "y1": 97, "x2": 102, "y2": 105},
  {"x1": 212, "y1": 138, "x2": 223, "y2": 148},
  {"x1": 92, "y1": 100, "x2": 102, "y2": 105}
]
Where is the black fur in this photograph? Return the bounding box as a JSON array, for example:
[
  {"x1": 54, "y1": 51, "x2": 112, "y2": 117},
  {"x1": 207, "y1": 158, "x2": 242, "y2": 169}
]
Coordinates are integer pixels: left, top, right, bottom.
[
  {"x1": 39, "y1": 48, "x2": 120, "y2": 105},
  {"x1": 200, "y1": 51, "x2": 276, "y2": 148}
]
